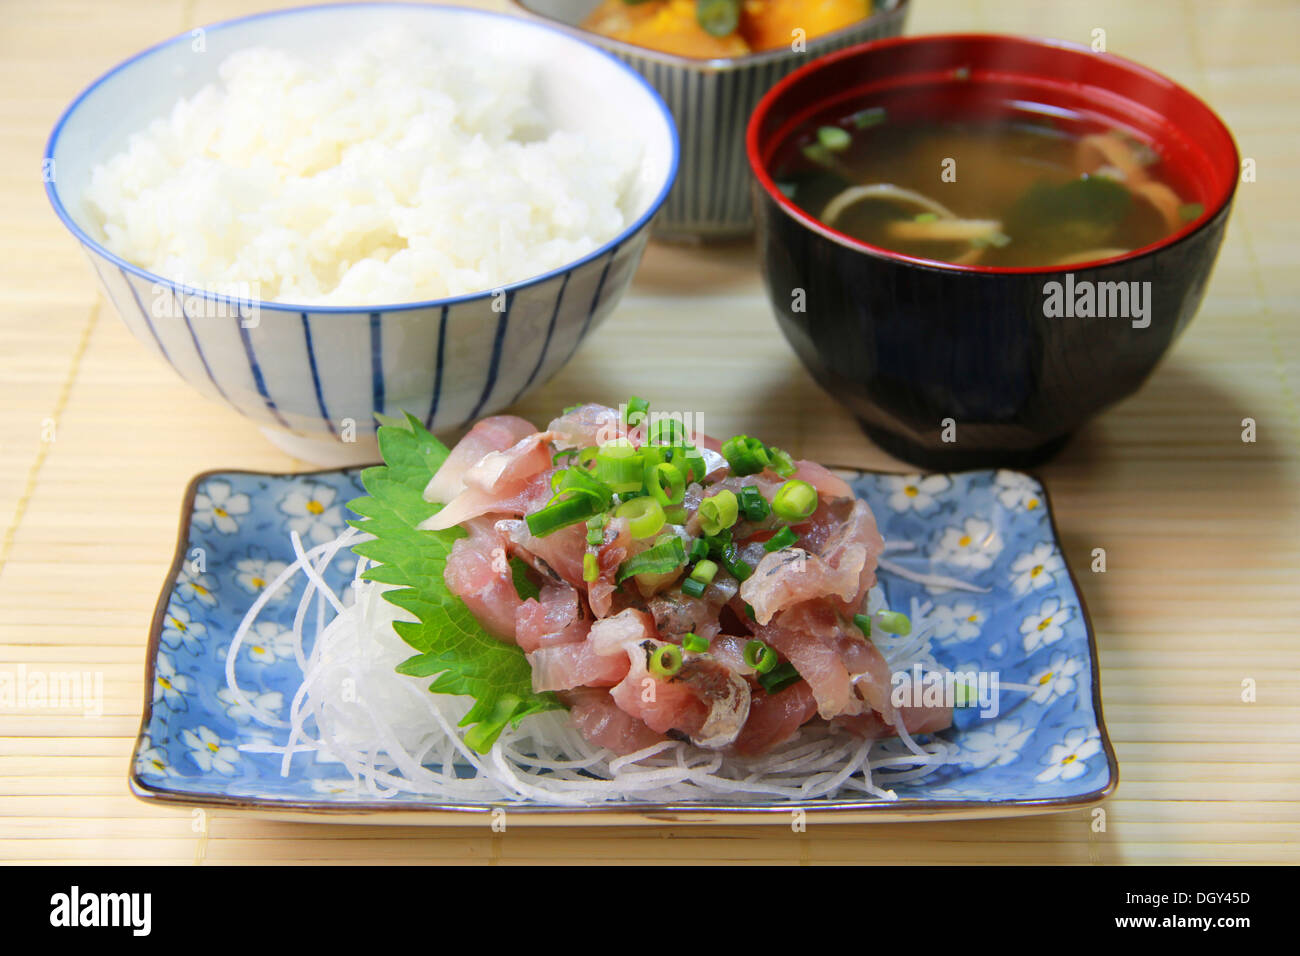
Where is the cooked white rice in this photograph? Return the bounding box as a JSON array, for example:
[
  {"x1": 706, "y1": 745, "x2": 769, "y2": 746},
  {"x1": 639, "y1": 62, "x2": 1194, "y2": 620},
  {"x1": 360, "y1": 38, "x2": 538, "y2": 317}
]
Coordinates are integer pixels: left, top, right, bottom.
[{"x1": 84, "y1": 30, "x2": 641, "y2": 306}]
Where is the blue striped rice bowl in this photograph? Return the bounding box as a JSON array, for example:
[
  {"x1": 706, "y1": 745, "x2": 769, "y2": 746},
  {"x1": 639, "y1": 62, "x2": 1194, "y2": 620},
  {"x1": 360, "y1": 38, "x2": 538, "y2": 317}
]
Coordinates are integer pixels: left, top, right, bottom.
[{"x1": 44, "y1": 4, "x2": 678, "y2": 464}]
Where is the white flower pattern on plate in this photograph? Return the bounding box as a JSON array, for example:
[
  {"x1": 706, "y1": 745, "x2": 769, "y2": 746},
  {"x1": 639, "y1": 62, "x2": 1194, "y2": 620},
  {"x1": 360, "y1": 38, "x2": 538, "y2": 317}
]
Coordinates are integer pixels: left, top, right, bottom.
[
  {"x1": 216, "y1": 686, "x2": 284, "y2": 722},
  {"x1": 234, "y1": 554, "x2": 290, "y2": 600},
  {"x1": 160, "y1": 603, "x2": 206, "y2": 655},
  {"x1": 1009, "y1": 542, "x2": 1064, "y2": 595},
  {"x1": 1028, "y1": 652, "x2": 1084, "y2": 705},
  {"x1": 956, "y1": 719, "x2": 1033, "y2": 769},
  {"x1": 1020, "y1": 596, "x2": 1075, "y2": 654},
  {"x1": 192, "y1": 480, "x2": 250, "y2": 535},
  {"x1": 153, "y1": 652, "x2": 191, "y2": 710},
  {"x1": 930, "y1": 600, "x2": 985, "y2": 643},
  {"x1": 882, "y1": 474, "x2": 951, "y2": 514},
  {"x1": 278, "y1": 480, "x2": 346, "y2": 546},
  {"x1": 182, "y1": 726, "x2": 239, "y2": 775},
  {"x1": 1036, "y1": 727, "x2": 1102, "y2": 783},
  {"x1": 933, "y1": 517, "x2": 1002, "y2": 570},
  {"x1": 135, "y1": 744, "x2": 178, "y2": 779},
  {"x1": 994, "y1": 470, "x2": 1044, "y2": 512},
  {"x1": 175, "y1": 565, "x2": 219, "y2": 607},
  {"x1": 244, "y1": 620, "x2": 296, "y2": 664}
]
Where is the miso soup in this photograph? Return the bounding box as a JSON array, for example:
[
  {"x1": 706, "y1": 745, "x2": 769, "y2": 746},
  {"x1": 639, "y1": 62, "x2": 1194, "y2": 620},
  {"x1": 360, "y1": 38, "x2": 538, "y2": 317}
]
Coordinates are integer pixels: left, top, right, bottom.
[{"x1": 772, "y1": 102, "x2": 1204, "y2": 269}]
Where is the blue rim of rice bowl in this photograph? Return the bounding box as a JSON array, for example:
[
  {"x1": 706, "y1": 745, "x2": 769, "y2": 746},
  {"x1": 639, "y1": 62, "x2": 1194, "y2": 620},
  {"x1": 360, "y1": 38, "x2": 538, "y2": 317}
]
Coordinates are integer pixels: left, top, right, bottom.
[{"x1": 43, "y1": 2, "x2": 681, "y2": 316}]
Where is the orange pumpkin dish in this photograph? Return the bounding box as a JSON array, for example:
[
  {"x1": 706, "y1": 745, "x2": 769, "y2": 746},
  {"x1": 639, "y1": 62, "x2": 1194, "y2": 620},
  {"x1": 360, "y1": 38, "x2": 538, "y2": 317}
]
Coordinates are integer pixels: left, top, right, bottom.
[{"x1": 581, "y1": 0, "x2": 873, "y2": 58}]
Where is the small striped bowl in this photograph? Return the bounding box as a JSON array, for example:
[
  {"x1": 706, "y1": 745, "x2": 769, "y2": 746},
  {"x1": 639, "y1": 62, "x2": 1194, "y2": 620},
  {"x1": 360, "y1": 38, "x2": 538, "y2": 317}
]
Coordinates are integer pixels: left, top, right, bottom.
[
  {"x1": 44, "y1": 4, "x2": 678, "y2": 465},
  {"x1": 510, "y1": 0, "x2": 908, "y2": 239}
]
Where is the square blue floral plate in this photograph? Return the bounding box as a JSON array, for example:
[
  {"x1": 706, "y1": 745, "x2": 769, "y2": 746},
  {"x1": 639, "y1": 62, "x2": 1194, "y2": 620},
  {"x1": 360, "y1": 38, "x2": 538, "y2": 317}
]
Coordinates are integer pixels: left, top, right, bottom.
[{"x1": 130, "y1": 466, "x2": 1117, "y2": 825}]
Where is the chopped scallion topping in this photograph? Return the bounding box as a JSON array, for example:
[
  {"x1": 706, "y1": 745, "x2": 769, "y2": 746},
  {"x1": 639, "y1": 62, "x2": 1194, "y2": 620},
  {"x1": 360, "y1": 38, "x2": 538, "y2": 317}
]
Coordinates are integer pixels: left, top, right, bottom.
[
  {"x1": 738, "y1": 485, "x2": 770, "y2": 522},
  {"x1": 647, "y1": 416, "x2": 687, "y2": 446},
  {"x1": 682, "y1": 631, "x2": 709, "y2": 654},
  {"x1": 772, "y1": 479, "x2": 818, "y2": 521},
  {"x1": 758, "y1": 661, "x2": 801, "y2": 694},
  {"x1": 698, "y1": 489, "x2": 739, "y2": 536},
  {"x1": 802, "y1": 142, "x2": 834, "y2": 167},
  {"x1": 850, "y1": 106, "x2": 886, "y2": 130},
  {"x1": 874, "y1": 609, "x2": 911, "y2": 635},
  {"x1": 593, "y1": 442, "x2": 643, "y2": 493},
  {"x1": 705, "y1": 528, "x2": 732, "y2": 557},
  {"x1": 817, "y1": 125, "x2": 851, "y2": 151},
  {"x1": 766, "y1": 446, "x2": 797, "y2": 478},
  {"x1": 615, "y1": 535, "x2": 685, "y2": 583},
  {"x1": 615, "y1": 496, "x2": 666, "y2": 540},
  {"x1": 680, "y1": 449, "x2": 708, "y2": 483},
  {"x1": 695, "y1": 0, "x2": 739, "y2": 38},
  {"x1": 719, "y1": 543, "x2": 753, "y2": 582},
  {"x1": 646, "y1": 461, "x2": 686, "y2": 507},
  {"x1": 624, "y1": 396, "x2": 649, "y2": 426},
  {"x1": 552, "y1": 465, "x2": 614, "y2": 509},
  {"x1": 764, "y1": 526, "x2": 798, "y2": 552},
  {"x1": 649, "y1": 643, "x2": 683, "y2": 678},
  {"x1": 525, "y1": 492, "x2": 600, "y2": 537},
  {"x1": 689, "y1": 559, "x2": 718, "y2": 584},
  {"x1": 720, "y1": 435, "x2": 770, "y2": 476},
  {"x1": 743, "y1": 639, "x2": 778, "y2": 674}
]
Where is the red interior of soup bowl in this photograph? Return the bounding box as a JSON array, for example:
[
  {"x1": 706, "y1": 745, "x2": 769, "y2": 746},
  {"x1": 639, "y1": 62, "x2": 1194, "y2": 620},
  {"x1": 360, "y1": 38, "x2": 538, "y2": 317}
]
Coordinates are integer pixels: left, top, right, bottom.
[{"x1": 747, "y1": 34, "x2": 1240, "y2": 274}]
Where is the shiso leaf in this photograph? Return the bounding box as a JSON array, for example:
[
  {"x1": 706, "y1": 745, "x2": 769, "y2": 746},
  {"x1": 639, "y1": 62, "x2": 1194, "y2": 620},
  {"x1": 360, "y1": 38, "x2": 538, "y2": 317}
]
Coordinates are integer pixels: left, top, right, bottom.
[
  {"x1": 346, "y1": 412, "x2": 563, "y2": 753},
  {"x1": 509, "y1": 556, "x2": 540, "y2": 602}
]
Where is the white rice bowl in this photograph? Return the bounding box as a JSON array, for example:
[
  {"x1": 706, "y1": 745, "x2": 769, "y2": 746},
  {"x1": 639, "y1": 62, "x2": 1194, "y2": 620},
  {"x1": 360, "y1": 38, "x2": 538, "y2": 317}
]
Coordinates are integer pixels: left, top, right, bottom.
[{"x1": 83, "y1": 30, "x2": 641, "y2": 306}]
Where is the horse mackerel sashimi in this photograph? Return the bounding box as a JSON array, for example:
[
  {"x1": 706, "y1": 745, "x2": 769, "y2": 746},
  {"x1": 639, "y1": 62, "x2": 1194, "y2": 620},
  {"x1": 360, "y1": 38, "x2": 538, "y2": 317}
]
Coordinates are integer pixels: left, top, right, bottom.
[{"x1": 430, "y1": 401, "x2": 951, "y2": 755}]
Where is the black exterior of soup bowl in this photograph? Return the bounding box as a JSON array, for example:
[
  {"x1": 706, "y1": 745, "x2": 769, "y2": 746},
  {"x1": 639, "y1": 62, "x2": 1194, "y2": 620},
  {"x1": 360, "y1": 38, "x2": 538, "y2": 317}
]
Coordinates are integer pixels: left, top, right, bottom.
[
  {"x1": 745, "y1": 34, "x2": 1240, "y2": 470},
  {"x1": 752, "y1": 191, "x2": 1234, "y2": 470}
]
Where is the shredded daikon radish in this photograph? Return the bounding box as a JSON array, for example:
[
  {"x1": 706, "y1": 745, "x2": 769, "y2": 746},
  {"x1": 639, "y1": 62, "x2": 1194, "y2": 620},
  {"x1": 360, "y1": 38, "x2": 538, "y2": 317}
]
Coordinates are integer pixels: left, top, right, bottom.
[
  {"x1": 877, "y1": 556, "x2": 991, "y2": 594},
  {"x1": 224, "y1": 527, "x2": 959, "y2": 805}
]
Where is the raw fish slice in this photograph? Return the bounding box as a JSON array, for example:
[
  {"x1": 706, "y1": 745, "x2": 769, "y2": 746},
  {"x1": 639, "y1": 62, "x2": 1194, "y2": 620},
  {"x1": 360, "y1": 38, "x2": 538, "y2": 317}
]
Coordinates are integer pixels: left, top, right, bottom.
[
  {"x1": 790, "y1": 459, "x2": 853, "y2": 499},
  {"x1": 740, "y1": 497, "x2": 883, "y2": 624},
  {"x1": 442, "y1": 519, "x2": 519, "y2": 642},
  {"x1": 753, "y1": 608, "x2": 856, "y2": 719},
  {"x1": 423, "y1": 415, "x2": 537, "y2": 504},
  {"x1": 732, "y1": 681, "x2": 819, "y2": 756},
  {"x1": 751, "y1": 601, "x2": 895, "y2": 722},
  {"x1": 588, "y1": 608, "x2": 656, "y2": 656},
  {"x1": 418, "y1": 470, "x2": 553, "y2": 532},
  {"x1": 527, "y1": 640, "x2": 630, "y2": 692},
  {"x1": 706, "y1": 633, "x2": 758, "y2": 677},
  {"x1": 461, "y1": 431, "x2": 559, "y2": 495},
  {"x1": 559, "y1": 688, "x2": 665, "y2": 755},
  {"x1": 588, "y1": 516, "x2": 632, "y2": 619},
  {"x1": 514, "y1": 581, "x2": 588, "y2": 652},
  {"x1": 499, "y1": 517, "x2": 588, "y2": 588},
  {"x1": 610, "y1": 640, "x2": 751, "y2": 749},
  {"x1": 547, "y1": 403, "x2": 623, "y2": 449}
]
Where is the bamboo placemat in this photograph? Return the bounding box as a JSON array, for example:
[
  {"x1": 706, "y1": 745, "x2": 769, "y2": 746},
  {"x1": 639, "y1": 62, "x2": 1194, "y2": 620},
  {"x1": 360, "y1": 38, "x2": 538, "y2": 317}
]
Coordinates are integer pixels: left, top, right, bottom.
[{"x1": 1, "y1": 0, "x2": 1297, "y2": 864}]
